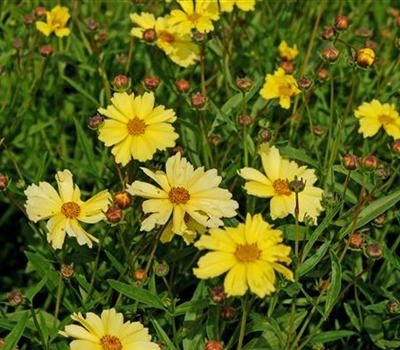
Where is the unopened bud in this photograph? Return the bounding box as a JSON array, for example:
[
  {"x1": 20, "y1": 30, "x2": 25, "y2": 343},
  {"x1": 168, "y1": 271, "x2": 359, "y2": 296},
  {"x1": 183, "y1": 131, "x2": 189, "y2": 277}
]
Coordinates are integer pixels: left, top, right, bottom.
[
  {"x1": 204, "y1": 340, "x2": 224, "y2": 350},
  {"x1": 0, "y1": 338, "x2": 19, "y2": 349},
  {"x1": 373, "y1": 214, "x2": 385, "y2": 226},
  {"x1": 106, "y1": 206, "x2": 123, "y2": 223},
  {"x1": 313, "y1": 125, "x2": 324, "y2": 136},
  {"x1": 321, "y1": 46, "x2": 340, "y2": 63},
  {"x1": 193, "y1": 31, "x2": 206, "y2": 43},
  {"x1": 191, "y1": 93, "x2": 206, "y2": 108},
  {"x1": 112, "y1": 74, "x2": 130, "y2": 91},
  {"x1": 154, "y1": 262, "x2": 169, "y2": 276},
  {"x1": 23, "y1": 15, "x2": 34, "y2": 25},
  {"x1": 143, "y1": 28, "x2": 157, "y2": 42},
  {"x1": 386, "y1": 299, "x2": 399, "y2": 314},
  {"x1": 88, "y1": 114, "x2": 104, "y2": 130},
  {"x1": 220, "y1": 305, "x2": 236, "y2": 320},
  {"x1": 61, "y1": 264, "x2": 75, "y2": 279},
  {"x1": 375, "y1": 167, "x2": 389, "y2": 179},
  {"x1": 35, "y1": 6, "x2": 47, "y2": 17},
  {"x1": 280, "y1": 60, "x2": 294, "y2": 74},
  {"x1": 209, "y1": 286, "x2": 226, "y2": 303},
  {"x1": 289, "y1": 176, "x2": 305, "y2": 193},
  {"x1": 133, "y1": 268, "x2": 146, "y2": 281},
  {"x1": 39, "y1": 44, "x2": 54, "y2": 57},
  {"x1": 8, "y1": 290, "x2": 23, "y2": 306},
  {"x1": 143, "y1": 76, "x2": 160, "y2": 90},
  {"x1": 238, "y1": 114, "x2": 253, "y2": 126},
  {"x1": 318, "y1": 279, "x2": 330, "y2": 291},
  {"x1": 365, "y1": 243, "x2": 383, "y2": 259},
  {"x1": 259, "y1": 129, "x2": 272, "y2": 142},
  {"x1": 349, "y1": 232, "x2": 363, "y2": 249},
  {"x1": 96, "y1": 31, "x2": 108, "y2": 42},
  {"x1": 354, "y1": 28, "x2": 372, "y2": 37},
  {"x1": 114, "y1": 191, "x2": 132, "y2": 209},
  {"x1": 342, "y1": 154, "x2": 358, "y2": 170},
  {"x1": 236, "y1": 77, "x2": 252, "y2": 91},
  {"x1": 297, "y1": 77, "x2": 313, "y2": 90},
  {"x1": 172, "y1": 145, "x2": 185, "y2": 156},
  {"x1": 321, "y1": 27, "x2": 336, "y2": 41},
  {"x1": 316, "y1": 68, "x2": 329, "y2": 80},
  {"x1": 356, "y1": 47, "x2": 376, "y2": 68},
  {"x1": 176, "y1": 78, "x2": 190, "y2": 92},
  {"x1": 0, "y1": 174, "x2": 9, "y2": 191},
  {"x1": 312, "y1": 344, "x2": 325, "y2": 350},
  {"x1": 334, "y1": 16, "x2": 350, "y2": 31},
  {"x1": 209, "y1": 134, "x2": 222, "y2": 146},
  {"x1": 391, "y1": 140, "x2": 400, "y2": 154},
  {"x1": 360, "y1": 155, "x2": 379, "y2": 171},
  {"x1": 12, "y1": 39, "x2": 23, "y2": 49},
  {"x1": 86, "y1": 18, "x2": 98, "y2": 31}
]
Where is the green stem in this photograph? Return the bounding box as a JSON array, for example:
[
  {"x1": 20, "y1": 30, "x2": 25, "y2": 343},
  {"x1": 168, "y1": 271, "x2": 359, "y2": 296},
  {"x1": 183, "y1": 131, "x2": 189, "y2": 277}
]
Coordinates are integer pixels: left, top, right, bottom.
[{"x1": 237, "y1": 294, "x2": 250, "y2": 350}]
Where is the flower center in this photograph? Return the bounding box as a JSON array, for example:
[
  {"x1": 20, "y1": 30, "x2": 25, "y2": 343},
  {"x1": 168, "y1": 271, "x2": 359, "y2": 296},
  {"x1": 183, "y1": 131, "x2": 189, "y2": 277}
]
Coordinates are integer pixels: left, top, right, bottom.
[
  {"x1": 235, "y1": 243, "x2": 261, "y2": 262},
  {"x1": 169, "y1": 187, "x2": 190, "y2": 204},
  {"x1": 273, "y1": 179, "x2": 292, "y2": 196},
  {"x1": 188, "y1": 13, "x2": 201, "y2": 23},
  {"x1": 61, "y1": 202, "x2": 81, "y2": 219},
  {"x1": 100, "y1": 334, "x2": 122, "y2": 350},
  {"x1": 127, "y1": 117, "x2": 146, "y2": 135},
  {"x1": 278, "y1": 82, "x2": 293, "y2": 97},
  {"x1": 159, "y1": 30, "x2": 175, "y2": 43},
  {"x1": 378, "y1": 114, "x2": 394, "y2": 126}
]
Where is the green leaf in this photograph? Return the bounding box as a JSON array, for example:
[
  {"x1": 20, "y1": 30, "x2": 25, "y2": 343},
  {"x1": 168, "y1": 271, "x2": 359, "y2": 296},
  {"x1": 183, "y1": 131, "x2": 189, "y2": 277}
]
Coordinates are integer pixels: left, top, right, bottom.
[
  {"x1": 73, "y1": 118, "x2": 97, "y2": 174},
  {"x1": 298, "y1": 240, "x2": 331, "y2": 278},
  {"x1": 311, "y1": 330, "x2": 357, "y2": 343},
  {"x1": 364, "y1": 315, "x2": 385, "y2": 349},
  {"x1": 344, "y1": 302, "x2": 362, "y2": 332},
  {"x1": 325, "y1": 250, "x2": 341, "y2": 316},
  {"x1": 383, "y1": 247, "x2": 400, "y2": 271},
  {"x1": 105, "y1": 250, "x2": 125, "y2": 274},
  {"x1": 108, "y1": 279, "x2": 167, "y2": 311},
  {"x1": 151, "y1": 318, "x2": 178, "y2": 350},
  {"x1": 61, "y1": 75, "x2": 99, "y2": 106},
  {"x1": 2, "y1": 311, "x2": 29, "y2": 350},
  {"x1": 279, "y1": 145, "x2": 320, "y2": 170},
  {"x1": 174, "y1": 299, "x2": 210, "y2": 316},
  {"x1": 25, "y1": 270, "x2": 50, "y2": 301}
]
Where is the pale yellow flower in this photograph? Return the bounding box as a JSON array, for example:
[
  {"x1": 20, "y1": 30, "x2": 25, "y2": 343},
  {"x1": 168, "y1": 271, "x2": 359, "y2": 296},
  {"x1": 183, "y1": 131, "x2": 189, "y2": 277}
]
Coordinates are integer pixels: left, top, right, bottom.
[
  {"x1": 167, "y1": 0, "x2": 220, "y2": 34},
  {"x1": 354, "y1": 99, "x2": 400, "y2": 139},
  {"x1": 127, "y1": 152, "x2": 238, "y2": 244},
  {"x1": 24, "y1": 170, "x2": 111, "y2": 250},
  {"x1": 60, "y1": 308, "x2": 160, "y2": 350},
  {"x1": 130, "y1": 13, "x2": 199, "y2": 67},
  {"x1": 238, "y1": 144, "x2": 324, "y2": 224},
  {"x1": 193, "y1": 213, "x2": 293, "y2": 298},
  {"x1": 219, "y1": 0, "x2": 256, "y2": 12},
  {"x1": 278, "y1": 41, "x2": 299, "y2": 61},
  {"x1": 259, "y1": 67, "x2": 301, "y2": 109},
  {"x1": 36, "y1": 5, "x2": 71, "y2": 37},
  {"x1": 98, "y1": 92, "x2": 178, "y2": 166}
]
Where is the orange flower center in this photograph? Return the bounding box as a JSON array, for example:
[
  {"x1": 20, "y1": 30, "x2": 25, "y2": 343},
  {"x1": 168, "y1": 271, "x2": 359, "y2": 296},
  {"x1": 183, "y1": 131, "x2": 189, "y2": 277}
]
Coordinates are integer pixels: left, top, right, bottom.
[
  {"x1": 278, "y1": 82, "x2": 293, "y2": 97},
  {"x1": 188, "y1": 13, "x2": 201, "y2": 23},
  {"x1": 159, "y1": 30, "x2": 175, "y2": 43},
  {"x1": 100, "y1": 334, "x2": 122, "y2": 350},
  {"x1": 378, "y1": 114, "x2": 394, "y2": 126},
  {"x1": 235, "y1": 243, "x2": 261, "y2": 262},
  {"x1": 127, "y1": 117, "x2": 146, "y2": 135},
  {"x1": 273, "y1": 179, "x2": 292, "y2": 196},
  {"x1": 169, "y1": 187, "x2": 190, "y2": 204},
  {"x1": 61, "y1": 202, "x2": 81, "y2": 219}
]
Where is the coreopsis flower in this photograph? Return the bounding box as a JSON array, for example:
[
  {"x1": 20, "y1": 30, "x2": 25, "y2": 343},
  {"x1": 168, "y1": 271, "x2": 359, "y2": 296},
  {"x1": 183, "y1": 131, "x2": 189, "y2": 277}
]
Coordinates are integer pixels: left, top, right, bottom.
[
  {"x1": 97, "y1": 92, "x2": 178, "y2": 165},
  {"x1": 60, "y1": 308, "x2": 160, "y2": 350},
  {"x1": 193, "y1": 213, "x2": 294, "y2": 298},
  {"x1": 259, "y1": 68, "x2": 301, "y2": 109},
  {"x1": 354, "y1": 99, "x2": 400, "y2": 139},
  {"x1": 219, "y1": 0, "x2": 256, "y2": 12},
  {"x1": 130, "y1": 13, "x2": 199, "y2": 68},
  {"x1": 356, "y1": 47, "x2": 376, "y2": 68},
  {"x1": 167, "y1": 0, "x2": 220, "y2": 34},
  {"x1": 24, "y1": 170, "x2": 111, "y2": 250},
  {"x1": 238, "y1": 144, "x2": 324, "y2": 224},
  {"x1": 36, "y1": 5, "x2": 71, "y2": 37},
  {"x1": 278, "y1": 41, "x2": 299, "y2": 61},
  {"x1": 127, "y1": 152, "x2": 238, "y2": 244}
]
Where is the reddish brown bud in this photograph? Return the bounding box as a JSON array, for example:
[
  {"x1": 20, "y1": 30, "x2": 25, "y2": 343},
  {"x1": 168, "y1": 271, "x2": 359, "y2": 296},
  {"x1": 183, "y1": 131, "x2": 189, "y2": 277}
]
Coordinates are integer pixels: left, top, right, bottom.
[
  {"x1": 143, "y1": 76, "x2": 160, "y2": 90},
  {"x1": 23, "y1": 15, "x2": 34, "y2": 25},
  {"x1": 391, "y1": 140, "x2": 400, "y2": 154},
  {"x1": 88, "y1": 114, "x2": 104, "y2": 130},
  {"x1": 96, "y1": 31, "x2": 108, "y2": 42},
  {"x1": 365, "y1": 243, "x2": 383, "y2": 259},
  {"x1": 12, "y1": 39, "x2": 23, "y2": 49},
  {"x1": 193, "y1": 31, "x2": 206, "y2": 43},
  {"x1": 297, "y1": 77, "x2": 313, "y2": 90},
  {"x1": 220, "y1": 305, "x2": 237, "y2": 320},
  {"x1": 39, "y1": 44, "x2": 54, "y2": 57},
  {"x1": 61, "y1": 264, "x2": 75, "y2": 279},
  {"x1": 334, "y1": 16, "x2": 350, "y2": 31},
  {"x1": 114, "y1": 191, "x2": 132, "y2": 209},
  {"x1": 106, "y1": 206, "x2": 123, "y2": 223},
  {"x1": 34, "y1": 6, "x2": 47, "y2": 17},
  {"x1": 133, "y1": 268, "x2": 146, "y2": 281},
  {"x1": 191, "y1": 92, "x2": 206, "y2": 108},
  {"x1": 154, "y1": 262, "x2": 169, "y2": 276},
  {"x1": 386, "y1": 299, "x2": 399, "y2": 314},
  {"x1": 8, "y1": 290, "x2": 23, "y2": 306},
  {"x1": 259, "y1": 129, "x2": 272, "y2": 142},
  {"x1": 209, "y1": 286, "x2": 226, "y2": 303},
  {"x1": 172, "y1": 145, "x2": 185, "y2": 155},
  {"x1": 316, "y1": 68, "x2": 329, "y2": 80},
  {"x1": 342, "y1": 154, "x2": 358, "y2": 170},
  {"x1": 354, "y1": 28, "x2": 372, "y2": 37},
  {"x1": 86, "y1": 18, "x2": 98, "y2": 31},
  {"x1": 0, "y1": 174, "x2": 8, "y2": 191},
  {"x1": 204, "y1": 340, "x2": 224, "y2": 350},
  {"x1": 236, "y1": 77, "x2": 252, "y2": 91},
  {"x1": 349, "y1": 232, "x2": 363, "y2": 249},
  {"x1": 176, "y1": 78, "x2": 190, "y2": 92},
  {"x1": 112, "y1": 74, "x2": 130, "y2": 91},
  {"x1": 318, "y1": 279, "x2": 330, "y2": 291},
  {"x1": 321, "y1": 27, "x2": 336, "y2": 41},
  {"x1": 238, "y1": 114, "x2": 253, "y2": 126},
  {"x1": 280, "y1": 60, "x2": 294, "y2": 74},
  {"x1": 209, "y1": 134, "x2": 222, "y2": 146},
  {"x1": 321, "y1": 46, "x2": 340, "y2": 63},
  {"x1": 360, "y1": 155, "x2": 379, "y2": 171},
  {"x1": 143, "y1": 28, "x2": 157, "y2": 42},
  {"x1": 313, "y1": 125, "x2": 324, "y2": 136},
  {"x1": 373, "y1": 214, "x2": 386, "y2": 226}
]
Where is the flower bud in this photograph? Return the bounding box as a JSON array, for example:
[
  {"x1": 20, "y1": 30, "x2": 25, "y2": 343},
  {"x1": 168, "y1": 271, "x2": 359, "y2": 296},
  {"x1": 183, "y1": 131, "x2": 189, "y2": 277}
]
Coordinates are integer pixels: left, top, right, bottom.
[
  {"x1": 114, "y1": 190, "x2": 132, "y2": 209},
  {"x1": 39, "y1": 44, "x2": 54, "y2": 57},
  {"x1": 297, "y1": 77, "x2": 313, "y2": 90},
  {"x1": 349, "y1": 232, "x2": 363, "y2": 249},
  {"x1": 23, "y1": 15, "x2": 34, "y2": 25},
  {"x1": 143, "y1": 28, "x2": 157, "y2": 42},
  {"x1": 375, "y1": 167, "x2": 389, "y2": 179},
  {"x1": 313, "y1": 125, "x2": 324, "y2": 136},
  {"x1": 360, "y1": 155, "x2": 379, "y2": 171},
  {"x1": 312, "y1": 344, "x2": 325, "y2": 350},
  {"x1": 154, "y1": 262, "x2": 169, "y2": 277},
  {"x1": 280, "y1": 60, "x2": 294, "y2": 74},
  {"x1": 172, "y1": 145, "x2": 185, "y2": 156},
  {"x1": 8, "y1": 290, "x2": 23, "y2": 306},
  {"x1": 354, "y1": 28, "x2": 372, "y2": 37},
  {"x1": 373, "y1": 214, "x2": 385, "y2": 226},
  {"x1": 88, "y1": 114, "x2": 104, "y2": 130},
  {"x1": 391, "y1": 140, "x2": 400, "y2": 154},
  {"x1": 220, "y1": 305, "x2": 236, "y2": 320},
  {"x1": 34, "y1": 6, "x2": 47, "y2": 17},
  {"x1": 316, "y1": 68, "x2": 329, "y2": 81},
  {"x1": 289, "y1": 176, "x2": 305, "y2": 193},
  {"x1": 342, "y1": 154, "x2": 358, "y2": 170},
  {"x1": 133, "y1": 268, "x2": 146, "y2": 281},
  {"x1": 204, "y1": 340, "x2": 224, "y2": 350},
  {"x1": 236, "y1": 77, "x2": 252, "y2": 91},
  {"x1": 209, "y1": 134, "x2": 222, "y2": 146},
  {"x1": 116, "y1": 54, "x2": 127, "y2": 65},
  {"x1": 112, "y1": 74, "x2": 130, "y2": 92},
  {"x1": 321, "y1": 46, "x2": 340, "y2": 63},
  {"x1": 321, "y1": 26, "x2": 336, "y2": 41},
  {"x1": 193, "y1": 31, "x2": 206, "y2": 44},
  {"x1": 238, "y1": 114, "x2": 253, "y2": 126},
  {"x1": 0, "y1": 338, "x2": 19, "y2": 349},
  {"x1": 106, "y1": 206, "x2": 123, "y2": 223},
  {"x1": 356, "y1": 47, "x2": 375, "y2": 68},
  {"x1": 209, "y1": 286, "x2": 226, "y2": 303},
  {"x1": 365, "y1": 243, "x2": 383, "y2": 259},
  {"x1": 12, "y1": 39, "x2": 23, "y2": 49},
  {"x1": 61, "y1": 264, "x2": 75, "y2": 279},
  {"x1": 386, "y1": 299, "x2": 399, "y2": 314},
  {"x1": 334, "y1": 16, "x2": 350, "y2": 31},
  {"x1": 143, "y1": 76, "x2": 160, "y2": 91},
  {"x1": 95, "y1": 31, "x2": 108, "y2": 42},
  {"x1": 191, "y1": 93, "x2": 206, "y2": 108},
  {"x1": 86, "y1": 18, "x2": 98, "y2": 31},
  {"x1": 0, "y1": 174, "x2": 9, "y2": 191},
  {"x1": 318, "y1": 279, "x2": 330, "y2": 291},
  {"x1": 259, "y1": 129, "x2": 272, "y2": 142},
  {"x1": 176, "y1": 78, "x2": 190, "y2": 92}
]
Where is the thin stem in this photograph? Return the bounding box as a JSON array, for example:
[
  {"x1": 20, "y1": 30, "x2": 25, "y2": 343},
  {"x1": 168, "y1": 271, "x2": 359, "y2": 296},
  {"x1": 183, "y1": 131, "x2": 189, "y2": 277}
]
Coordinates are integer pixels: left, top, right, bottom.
[{"x1": 237, "y1": 294, "x2": 250, "y2": 350}]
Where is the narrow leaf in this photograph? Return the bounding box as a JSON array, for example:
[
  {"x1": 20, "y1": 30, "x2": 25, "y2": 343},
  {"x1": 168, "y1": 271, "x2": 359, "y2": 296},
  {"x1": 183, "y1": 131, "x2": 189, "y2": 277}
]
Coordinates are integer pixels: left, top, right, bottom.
[
  {"x1": 311, "y1": 330, "x2": 357, "y2": 343},
  {"x1": 325, "y1": 250, "x2": 342, "y2": 316},
  {"x1": 61, "y1": 75, "x2": 99, "y2": 106},
  {"x1": 2, "y1": 312, "x2": 29, "y2": 350},
  {"x1": 73, "y1": 118, "x2": 97, "y2": 174},
  {"x1": 298, "y1": 240, "x2": 331, "y2": 277}
]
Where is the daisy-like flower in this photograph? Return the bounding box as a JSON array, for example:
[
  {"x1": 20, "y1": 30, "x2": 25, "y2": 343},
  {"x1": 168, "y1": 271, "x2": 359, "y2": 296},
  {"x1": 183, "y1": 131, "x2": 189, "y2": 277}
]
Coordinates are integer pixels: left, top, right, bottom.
[
  {"x1": 24, "y1": 170, "x2": 111, "y2": 250},
  {"x1": 130, "y1": 13, "x2": 199, "y2": 68},
  {"x1": 278, "y1": 41, "x2": 299, "y2": 61},
  {"x1": 60, "y1": 308, "x2": 160, "y2": 350},
  {"x1": 97, "y1": 92, "x2": 178, "y2": 166},
  {"x1": 193, "y1": 213, "x2": 293, "y2": 298},
  {"x1": 259, "y1": 67, "x2": 301, "y2": 109},
  {"x1": 219, "y1": 0, "x2": 256, "y2": 12},
  {"x1": 354, "y1": 99, "x2": 400, "y2": 139},
  {"x1": 238, "y1": 144, "x2": 324, "y2": 224},
  {"x1": 36, "y1": 5, "x2": 71, "y2": 37},
  {"x1": 127, "y1": 152, "x2": 238, "y2": 244},
  {"x1": 167, "y1": 0, "x2": 220, "y2": 34}
]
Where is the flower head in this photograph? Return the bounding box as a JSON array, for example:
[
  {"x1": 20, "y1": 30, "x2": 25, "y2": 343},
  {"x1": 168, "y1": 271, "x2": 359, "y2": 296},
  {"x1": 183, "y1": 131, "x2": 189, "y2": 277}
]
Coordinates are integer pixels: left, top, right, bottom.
[
  {"x1": 24, "y1": 170, "x2": 111, "y2": 249},
  {"x1": 130, "y1": 13, "x2": 199, "y2": 68},
  {"x1": 238, "y1": 145, "x2": 324, "y2": 224},
  {"x1": 354, "y1": 99, "x2": 400, "y2": 139},
  {"x1": 219, "y1": 0, "x2": 256, "y2": 12},
  {"x1": 278, "y1": 41, "x2": 299, "y2": 61},
  {"x1": 36, "y1": 5, "x2": 71, "y2": 37},
  {"x1": 356, "y1": 47, "x2": 376, "y2": 68},
  {"x1": 259, "y1": 68, "x2": 301, "y2": 109},
  {"x1": 60, "y1": 308, "x2": 160, "y2": 350},
  {"x1": 127, "y1": 152, "x2": 238, "y2": 244},
  {"x1": 167, "y1": 0, "x2": 220, "y2": 34},
  {"x1": 97, "y1": 92, "x2": 178, "y2": 165},
  {"x1": 193, "y1": 213, "x2": 293, "y2": 298}
]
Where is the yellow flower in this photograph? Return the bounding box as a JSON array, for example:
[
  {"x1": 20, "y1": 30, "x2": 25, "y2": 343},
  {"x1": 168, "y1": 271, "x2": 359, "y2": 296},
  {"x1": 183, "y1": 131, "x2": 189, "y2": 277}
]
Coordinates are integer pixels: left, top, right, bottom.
[
  {"x1": 354, "y1": 99, "x2": 400, "y2": 139},
  {"x1": 238, "y1": 144, "x2": 324, "y2": 224},
  {"x1": 278, "y1": 41, "x2": 299, "y2": 61},
  {"x1": 356, "y1": 47, "x2": 376, "y2": 68},
  {"x1": 98, "y1": 92, "x2": 178, "y2": 165},
  {"x1": 193, "y1": 213, "x2": 293, "y2": 298},
  {"x1": 130, "y1": 13, "x2": 199, "y2": 67},
  {"x1": 219, "y1": 0, "x2": 256, "y2": 12},
  {"x1": 36, "y1": 5, "x2": 71, "y2": 37},
  {"x1": 167, "y1": 0, "x2": 220, "y2": 34},
  {"x1": 60, "y1": 308, "x2": 160, "y2": 350},
  {"x1": 259, "y1": 68, "x2": 300, "y2": 109},
  {"x1": 127, "y1": 152, "x2": 238, "y2": 244},
  {"x1": 24, "y1": 170, "x2": 111, "y2": 250}
]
